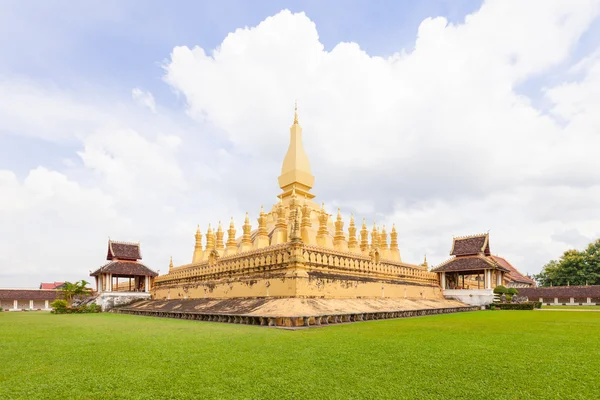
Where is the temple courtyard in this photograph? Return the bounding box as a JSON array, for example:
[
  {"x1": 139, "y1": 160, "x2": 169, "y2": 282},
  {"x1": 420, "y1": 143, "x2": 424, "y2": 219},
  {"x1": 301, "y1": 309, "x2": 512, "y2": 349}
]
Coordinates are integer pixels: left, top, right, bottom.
[{"x1": 1, "y1": 311, "x2": 599, "y2": 399}]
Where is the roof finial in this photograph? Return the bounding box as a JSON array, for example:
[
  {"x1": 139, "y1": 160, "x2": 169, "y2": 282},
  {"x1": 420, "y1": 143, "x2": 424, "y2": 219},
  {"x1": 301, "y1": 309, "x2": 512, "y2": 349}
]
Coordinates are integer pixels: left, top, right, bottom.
[{"x1": 294, "y1": 101, "x2": 298, "y2": 125}]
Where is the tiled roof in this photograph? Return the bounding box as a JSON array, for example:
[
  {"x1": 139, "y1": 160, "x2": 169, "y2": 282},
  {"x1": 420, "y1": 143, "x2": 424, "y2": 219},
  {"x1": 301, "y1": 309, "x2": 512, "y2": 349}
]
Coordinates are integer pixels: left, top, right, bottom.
[
  {"x1": 0, "y1": 289, "x2": 60, "y2": 300},
  {"x1": 450, "y1": 234, "x2": 490, "y2": 256},
  {"x1": 91, "y1": 260, "x2": 158, "y2": 277},
  {"x1": 107, "y1": 240, "x2": 142, "y2": 261},
  {"x1": 518, "y1": 285, "x2": 600, "y2": 298},
  {"x1": 431, "y1": 255, "x2": 508, "y2": 273},
  {"x1": 39, "y1": 282, "x2": 65, "y2": 290},
  {"x1": 490, "y1": 256, "x2": 535, "y2": 285}
]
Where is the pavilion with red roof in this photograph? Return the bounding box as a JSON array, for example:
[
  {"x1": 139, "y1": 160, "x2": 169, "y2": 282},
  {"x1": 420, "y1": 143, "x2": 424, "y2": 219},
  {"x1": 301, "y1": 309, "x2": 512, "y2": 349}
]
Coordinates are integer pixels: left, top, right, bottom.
[
  {"x1": 431, "y1": 233, "x2": 534, "y2": 305},
  {"x1": 90, "y1": 240, "x2": 158, "y2": 294}
]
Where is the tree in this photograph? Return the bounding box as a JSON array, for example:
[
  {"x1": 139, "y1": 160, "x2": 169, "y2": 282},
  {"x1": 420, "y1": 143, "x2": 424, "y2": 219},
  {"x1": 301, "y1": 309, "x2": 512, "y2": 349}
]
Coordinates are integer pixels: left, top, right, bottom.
[
  {"x1": 535, "y1": 239, "x2": 600, "y2": 287},
  {"x1": 60, "y1": 280, "x2": 92, "y2": 304}
]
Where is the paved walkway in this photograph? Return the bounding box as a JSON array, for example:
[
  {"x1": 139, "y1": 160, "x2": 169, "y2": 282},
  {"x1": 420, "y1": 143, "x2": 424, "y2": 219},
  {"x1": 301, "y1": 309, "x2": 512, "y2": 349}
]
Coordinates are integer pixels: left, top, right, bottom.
[{"x1": 535, "y1": 308, "x2": 600, "y2": 312}]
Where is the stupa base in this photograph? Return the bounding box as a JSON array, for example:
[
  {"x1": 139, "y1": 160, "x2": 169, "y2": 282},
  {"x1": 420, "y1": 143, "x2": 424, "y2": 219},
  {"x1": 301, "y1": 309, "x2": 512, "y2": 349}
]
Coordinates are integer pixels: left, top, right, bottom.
[{"x1": 112, "y1": 297, "x2": 477, "y2": 328}]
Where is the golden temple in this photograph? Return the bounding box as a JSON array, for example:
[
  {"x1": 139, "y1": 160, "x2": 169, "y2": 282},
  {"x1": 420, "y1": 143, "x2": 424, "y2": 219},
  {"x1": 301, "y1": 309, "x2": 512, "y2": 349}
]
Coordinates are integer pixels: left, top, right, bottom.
[{"x1": 151, "y1": 105, "x2": 444, "y2": 304}]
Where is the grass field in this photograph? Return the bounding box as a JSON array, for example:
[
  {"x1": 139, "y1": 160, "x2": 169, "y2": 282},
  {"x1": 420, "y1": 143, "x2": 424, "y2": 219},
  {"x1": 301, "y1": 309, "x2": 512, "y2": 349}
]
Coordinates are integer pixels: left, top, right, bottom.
[{"x1": 1, "y1": 311, "x2": 599, "y2": 400}]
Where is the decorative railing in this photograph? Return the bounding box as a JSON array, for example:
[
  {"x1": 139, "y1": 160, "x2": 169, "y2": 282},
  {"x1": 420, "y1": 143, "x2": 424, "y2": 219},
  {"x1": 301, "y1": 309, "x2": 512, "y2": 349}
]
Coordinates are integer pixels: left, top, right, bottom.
[
  {"x1": 300, "y1": 245, "x2": 439, "y2": 285},
  {"x1": 154, "y1": 243, "x2": 439, "y2": 287},
  {"x1": 154, "y1": 244, "x2": 291, "y2": 285}
]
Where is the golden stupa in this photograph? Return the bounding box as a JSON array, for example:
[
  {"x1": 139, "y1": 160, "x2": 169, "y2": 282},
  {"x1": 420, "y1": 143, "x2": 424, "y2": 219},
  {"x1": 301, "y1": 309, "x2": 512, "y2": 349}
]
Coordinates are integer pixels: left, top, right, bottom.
[{"x1": 152, "y1": 105, "x2": 440, "y2": 299}]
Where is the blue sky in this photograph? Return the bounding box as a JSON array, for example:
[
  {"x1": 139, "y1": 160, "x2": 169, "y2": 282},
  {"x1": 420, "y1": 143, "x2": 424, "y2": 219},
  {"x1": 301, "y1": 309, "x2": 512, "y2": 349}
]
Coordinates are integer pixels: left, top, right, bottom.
[
  {"x1": 1, "y1": 0, "x2": 599, "y2": 287},
  {"x1": 1, "y1": 1, "x2": 481, "y2": 100}
]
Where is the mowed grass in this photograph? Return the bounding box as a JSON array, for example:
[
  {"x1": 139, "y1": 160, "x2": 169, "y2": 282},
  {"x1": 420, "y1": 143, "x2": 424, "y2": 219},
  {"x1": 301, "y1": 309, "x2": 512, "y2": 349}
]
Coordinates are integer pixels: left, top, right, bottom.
[{"x1": 1, "y1": 311, "x2": 599, "y2": 400}]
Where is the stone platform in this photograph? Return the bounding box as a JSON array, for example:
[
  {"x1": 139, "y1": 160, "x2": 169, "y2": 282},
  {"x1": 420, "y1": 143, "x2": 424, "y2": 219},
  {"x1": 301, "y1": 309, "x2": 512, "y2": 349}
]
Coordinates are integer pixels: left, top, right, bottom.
[
  {"x1": 113, "y1": 297, "x2": 477, "y2": 328},
  {"x1": 95, "y1": 292, "x2": 151, "y2": 311}
]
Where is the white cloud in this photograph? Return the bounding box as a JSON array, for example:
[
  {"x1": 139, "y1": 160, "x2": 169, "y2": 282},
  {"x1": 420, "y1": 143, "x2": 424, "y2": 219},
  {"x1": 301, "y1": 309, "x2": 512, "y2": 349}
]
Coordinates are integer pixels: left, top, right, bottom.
[
  {"x1": 77, "y1": 128, "x2": 186, "y2": 202},
  {"x1": 1, "y1": 0, "x2": 600, "y2": 286},
  {"x1": 132, "y1": 88, "x2": 157, "y2": 113}
]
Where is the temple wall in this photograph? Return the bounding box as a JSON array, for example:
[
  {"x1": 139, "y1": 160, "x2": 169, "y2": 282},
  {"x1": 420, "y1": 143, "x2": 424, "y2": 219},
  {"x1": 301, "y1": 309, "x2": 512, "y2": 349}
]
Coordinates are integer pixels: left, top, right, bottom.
[
  {"x1": 152, "y1": 272, "x2": 442, "y2": 301},
  {"x1": 299, "y1": 274, "x2": 442, "y2": 299}
]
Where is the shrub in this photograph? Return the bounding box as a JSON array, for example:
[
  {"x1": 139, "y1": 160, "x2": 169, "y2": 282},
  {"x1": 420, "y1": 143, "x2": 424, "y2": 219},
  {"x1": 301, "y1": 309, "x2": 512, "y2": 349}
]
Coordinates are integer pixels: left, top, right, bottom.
[
  {"x1": 50, "y1": 300, "x2": 101, "y2": 314},
  {"x1": 507, "y1": 288, "x2": 519, "y2": 295},
  {"x1": 493, "y1": 285, "x2": 508, "y2": 294},
  {"x1": 89, "y1": 304, "x2": 101, "y2": 313},
  {"x1": 505, "y1": 294, "x2": 513, "y2": 302},
  {"x1": 50, "y1": 299, "x2": 68, "y2": 314},
  {"x1": 488, "y1": 304, "x2": 496, "y2": 310},
  {"x1": 0, "y1": 306, "x2": 3, "y2": 312},
  {"x1": 532, "y1": 301, "x2": 542, "y2": 309},
  {"x1": 494, "y1": 302, "x2": 535, "y2": 310}
]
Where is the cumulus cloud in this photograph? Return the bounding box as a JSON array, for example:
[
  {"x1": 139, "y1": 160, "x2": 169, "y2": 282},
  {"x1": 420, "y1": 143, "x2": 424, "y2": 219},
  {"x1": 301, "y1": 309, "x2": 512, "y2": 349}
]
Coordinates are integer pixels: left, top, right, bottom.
[{"x1": 1, "y1": 0, "x2": 600, "y2": 287}]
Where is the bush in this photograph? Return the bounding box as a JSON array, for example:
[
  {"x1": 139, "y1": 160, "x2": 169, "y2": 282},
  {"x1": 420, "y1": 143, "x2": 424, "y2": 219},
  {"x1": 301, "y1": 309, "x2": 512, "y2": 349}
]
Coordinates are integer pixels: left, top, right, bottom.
[
  {"x1": 505, "y1": 294, "x2": 513, "y2": 302},
  {"x1": 488, "y1": 304, "x2": 496, "y2": 310},
  {"x1": 533, "y1": 301, "x2": 542, "y2": 309},
  {"x1": 89, "y1": 304, "x2": 101, "y2": 313},
  {"x1": 50, "y1": 300, "x2": 101, "y2": 314},
  {"x1": 494, "y1": 302, "x2": 535, "y2": 310},
  {"x1": 493, "y1": 285, "x2": 508, "y2": 294},
  {"x1": 507, "y1": 288, "x2": 519, "y2": 296},
  {"x1": 50, "y1": 299, "x2": 68, "y2": 314}
]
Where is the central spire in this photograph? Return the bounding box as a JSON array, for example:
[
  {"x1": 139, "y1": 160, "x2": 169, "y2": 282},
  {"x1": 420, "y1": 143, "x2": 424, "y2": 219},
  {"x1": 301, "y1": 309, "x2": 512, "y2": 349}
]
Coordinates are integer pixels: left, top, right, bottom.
[{"x1": 278, "y1": 103, "x2": 315, "y2": 200}]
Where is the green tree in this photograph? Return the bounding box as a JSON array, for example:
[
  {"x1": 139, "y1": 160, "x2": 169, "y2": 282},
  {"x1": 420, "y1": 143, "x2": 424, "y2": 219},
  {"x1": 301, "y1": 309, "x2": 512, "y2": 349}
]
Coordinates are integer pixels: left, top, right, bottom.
[
  {"x1": 60, "y1": 280, "x2": 92, "y2": 304},
  {"x1": 535, "y1": 239, "x2": 600, "y2": 286}
]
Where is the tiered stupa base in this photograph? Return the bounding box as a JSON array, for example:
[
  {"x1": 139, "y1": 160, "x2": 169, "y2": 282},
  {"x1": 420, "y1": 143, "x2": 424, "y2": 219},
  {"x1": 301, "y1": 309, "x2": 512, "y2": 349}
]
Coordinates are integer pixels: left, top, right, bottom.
[{"x1": 113, "y1": 297, "x2": 476, "y2": 328}]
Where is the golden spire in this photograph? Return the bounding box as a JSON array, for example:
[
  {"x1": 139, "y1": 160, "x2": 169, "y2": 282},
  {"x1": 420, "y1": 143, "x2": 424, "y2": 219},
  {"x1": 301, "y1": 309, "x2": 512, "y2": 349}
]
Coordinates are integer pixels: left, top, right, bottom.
[
  {"x1": 215, "y1": 221, "x2": 224, "y2": 250},
  {"x1": 348, "y1": 213, "x2": 358, "y2": 250},
  {"x1": 371, "y1": 222, "x2": 378, "y2": 249},
  {"x1": 242, "y1": 212, "x2": 252, "y2": 245},
  {"x1": 206, "y1": 223, "x2": 215, "y2": 250},
  {"x1": 278, "y1": 102, "x2": 315, "y2": 200},
  {"x1": 390, "y1": 223, "x2": 398, "y2": 249},
  {"x1": 389, "y1": 223, "x2": 401, "y2": 262},
  {"x1": 423, "y1": 255, "x2": 428, "y2": 267},
  {"x1": 226, "y1": 217, "x2": 237, "y2": 249},
  {"x1": 192, "y1": 224, "x2": 204, "y2": 263},
  {"x1": 194, "y1": 225, "x2": 203, "y2": 249},
  {"x1": 333, "y1": 208, "x2": 347, "y2": 251},
  {"x1": 293, "y1": 101, "x2": 298, "y2": 125},
  {"x1": 276, "y1": 200, "x2": 287, "y2": 228},
  {"x1": 257, "y1": 206, "x2": 268, "y2": 236},
  {"x1": 380, "y1": 225, "x2": 388, "y2": 249},
  {"x1": 301, "y1": 201, "x2": 312, "y2": 228},
  {"x1": 169, "y1": 256, "x2": 173, "y2": 271},
  {"x1": 317, "y1": 207, "x2": 329, "y2": 236},
  {"x1": 316, "y1": 205, "x2": 331, "y2": 248},
  {"x1": 360, "y1": 218, "x2": 369, "y2": 252},
  {"x1": 334, "y1": 208, "x2": 344, "y2": 240}
]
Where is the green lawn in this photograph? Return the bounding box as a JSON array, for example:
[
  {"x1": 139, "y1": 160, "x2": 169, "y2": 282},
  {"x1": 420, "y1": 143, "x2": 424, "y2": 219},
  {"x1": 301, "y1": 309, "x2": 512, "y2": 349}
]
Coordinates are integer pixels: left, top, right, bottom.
[
  {"x1": 1, "y1": 311, "x2": 599, "y2": 400},
  {"x1": 541, "y1": 305, "x2": 600, "y2": 310}
]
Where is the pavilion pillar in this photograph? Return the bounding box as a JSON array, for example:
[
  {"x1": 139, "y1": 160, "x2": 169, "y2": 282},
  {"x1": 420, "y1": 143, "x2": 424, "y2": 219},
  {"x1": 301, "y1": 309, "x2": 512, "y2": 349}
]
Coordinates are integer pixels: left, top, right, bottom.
[
  {"x1": 485, "y1": 270, "x2": 491, "y2": 289},
  {"x1": 496, "y1": 271, "x2": 502, "y2": 286},
  {"x1": 440, "y1": 272, "x2": 446, "y2": 289},
  {"x1": 144, "y1": 276, "x2": 149, "y2": 293},
  {"x1": 13, "y1": 300, "x2": 18, "y2": 310},
  {"x1": 45, "y1": 300, "x2": 49, "y2": 310}
]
